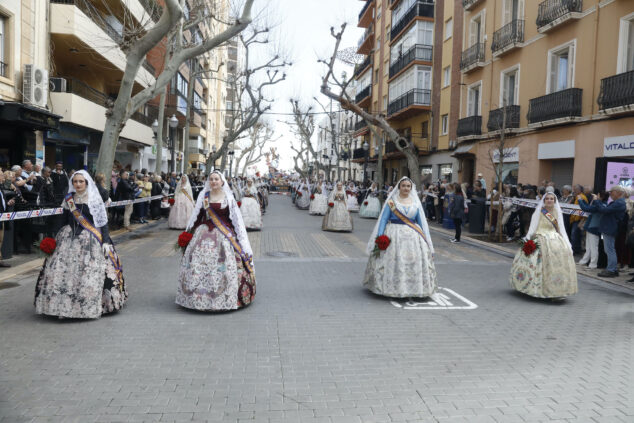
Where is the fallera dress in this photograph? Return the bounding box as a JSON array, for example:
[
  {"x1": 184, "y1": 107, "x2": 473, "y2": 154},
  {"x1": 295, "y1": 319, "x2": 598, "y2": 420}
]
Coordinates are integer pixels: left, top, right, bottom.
[
  {"x1": 346, "y1": 189, "x2": 360, "y2": 212},
  {"x1": 296, "y1": 187, "x2": 311, "y2": 210},
  {"x1": 510, "y1": 213, "x2": 578, "y2": 298},
  {"x1": 240, "y1": 189, "x2": 262, "y2": 230},
  {"x1": 176, "y1": 200, "x2": 256, "y2": 311},
  {"x1": 363, "y1": 199, "x2": 437, "y2": 297},
  {"x1": 322, "y1": 192, "x2": 353, "y2": 232},
  {"x1": 359, "y1": 192, "x2": 381, "y2": 219},
  {"x1": 309, "y1": 190, "x2": 328, "y2": 216},
  {"x1": 35, "y1": 203, "x2": 127, "y2": 318},
  {"x1": 168, "y1": 188, "x2": 194, "y2": 229}
]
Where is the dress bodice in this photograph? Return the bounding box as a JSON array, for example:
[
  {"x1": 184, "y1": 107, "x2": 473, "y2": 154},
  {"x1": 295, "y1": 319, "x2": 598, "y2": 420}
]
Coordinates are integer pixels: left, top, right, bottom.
[
  {"x1": 334, "y1": 193, "x2": 346, "y2": 201},
  {"x1": 64, "y1": 201, "x2": 110, "y2": 242},
  {"x1": 394, "y1": 199, "x2": 418, "y2": 219},
  {"x1": 536, "y1": 213, "x2": 560, "y2": 236},
  {"x1": 194, "y1": 201, "x2": 235, "y2": 232}
]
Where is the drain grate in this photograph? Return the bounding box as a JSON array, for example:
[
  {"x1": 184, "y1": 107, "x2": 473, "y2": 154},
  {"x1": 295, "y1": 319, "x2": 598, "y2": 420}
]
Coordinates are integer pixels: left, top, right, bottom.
[{"x1": 266, "y1": 251, "x2": 298, "y2": 258}]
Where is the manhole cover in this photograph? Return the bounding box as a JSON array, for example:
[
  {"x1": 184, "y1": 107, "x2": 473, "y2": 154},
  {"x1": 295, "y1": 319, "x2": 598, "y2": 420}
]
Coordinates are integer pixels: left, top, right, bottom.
[{"x1": 266, "y1": 251, "x2": 298, "y2": 257}]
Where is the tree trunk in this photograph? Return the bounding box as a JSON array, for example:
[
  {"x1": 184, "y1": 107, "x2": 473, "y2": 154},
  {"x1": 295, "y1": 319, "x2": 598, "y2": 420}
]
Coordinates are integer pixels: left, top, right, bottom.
[
  {"x1": 182, "y1": 58, "x2": 196, "y2": 175},
  {"x1": 154, "y1": 88, "x2": 167, "y2": 174},
  {"x1": 376, "y1": 135, "x2": 385, "y2": 202}
]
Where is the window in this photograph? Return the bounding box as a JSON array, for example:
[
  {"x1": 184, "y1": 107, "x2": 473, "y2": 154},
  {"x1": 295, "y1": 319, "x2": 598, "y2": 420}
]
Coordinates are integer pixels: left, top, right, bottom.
[
  {"x1": 501, "y1": 65, "x2": 519, "y2": 106},
  {"x1": 441, "y1": 115, "x2": 448, "y2": 135},
  {"x1": 469, "y1": 11, "x2": 486, "y2": 47},
  {"x1": 388, "y1": 65, "x2": 432, "y2": 103},
  {"x1": 467, "y1": 82, "x2": 482, "y2": 116},
  {"x1": 0, "y1": 16, "x2": 5, "y2": 77},
  {"x1": 383, "y1": 95, "x2": 387, "y2": 111},
  {"x1": 390, "y1": 21, "x2": 434, "y2": 65},
  {"x1": 443, "y1": 66, "x2": 451, "y2": 87},
  {"x1": 547, "y1": 40, "x2": 575, "y2": 93},
  {"x1": 617, "y1": 13, "x2": 634, "y2": 73},
  {"x1": 445, "y1": 18, "x2": 453, "y2": 40},
  {"x1": 421, "y1": 121, "x2": 429, "y2": 139}
]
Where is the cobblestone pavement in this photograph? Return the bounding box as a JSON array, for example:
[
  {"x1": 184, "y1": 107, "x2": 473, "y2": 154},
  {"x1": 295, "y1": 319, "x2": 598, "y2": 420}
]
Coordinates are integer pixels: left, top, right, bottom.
[{"x1": 0, "y1": 196, "x2": 632, "y2": 423}]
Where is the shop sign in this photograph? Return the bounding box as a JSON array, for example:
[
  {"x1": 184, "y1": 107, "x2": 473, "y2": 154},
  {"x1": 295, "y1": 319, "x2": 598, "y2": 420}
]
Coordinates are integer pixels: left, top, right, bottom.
[
  {"x1": 20, "y1": 109, "x2": 59, "y2": 129},
  {"x1": 604, "y1": 135, "x2": 634, "y2": 157},
  {"x1": 421, "y1": 167, "x2": 432, "y2": 175},
  {"x1": 440, "y1": 165, "x2": 453, "y2": 175},
  {"x1": 492, "y1": 147, "x2": 519, "y2": 163}
]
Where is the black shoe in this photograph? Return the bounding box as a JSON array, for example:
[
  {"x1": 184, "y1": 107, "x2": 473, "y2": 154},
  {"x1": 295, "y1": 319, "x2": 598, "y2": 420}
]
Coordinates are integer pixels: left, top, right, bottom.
[
  {"x1": 0, "y1": 262, "x2": 11, "y2": 268},
  {"x1": 627, "y1": 277, "x2": 634, "y2": 283},
  {"x1": 597, "y1": 270, "x2": 618, "y2": 278}
]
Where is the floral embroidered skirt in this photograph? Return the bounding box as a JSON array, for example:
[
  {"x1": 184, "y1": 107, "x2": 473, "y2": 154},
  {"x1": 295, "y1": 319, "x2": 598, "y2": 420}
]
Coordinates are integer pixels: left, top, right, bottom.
[
  {"x1": 309, "y1": 194, "x2": 328, "y2": 216},
  {"x1": 240, "y1": 197, "x2": 262, "y2": 230},
  {"x1": 359, "y1": 197, "x2": 381, "y2": 219},
  {"x1": 510, "y1": 233, "x2": 578, "y2": 298},
  {"x1": 296, "y1": 192, "x2": 310, "y2": 210},
  {"x1": 322, "y1": 201, "x2": 353, "y2": 232},
  {"x1": 176, "y1": 224, "x2": 256, "y2": 311},
  {"x1": 347, "y1": 195, "x2": 360, "y2": 212},
  {"x1": 34, "y1": 226, "x2": 127, "y2": 319},
  {"x1": 363, "y1": 223, "x2": 437, "y2": 298},
  {"x1": 168, "y1": 195, "x2": 194, "y2": 229}
]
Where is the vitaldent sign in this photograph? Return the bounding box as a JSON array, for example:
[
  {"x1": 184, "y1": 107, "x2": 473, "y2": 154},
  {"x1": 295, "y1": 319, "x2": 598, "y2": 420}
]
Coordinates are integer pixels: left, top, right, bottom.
[
  {"x1": 492, "y1": 147, "x2": 519, "y2": 163},
  {"x1": 604, "y1": 135, "x2": 634, "y2": 157}
]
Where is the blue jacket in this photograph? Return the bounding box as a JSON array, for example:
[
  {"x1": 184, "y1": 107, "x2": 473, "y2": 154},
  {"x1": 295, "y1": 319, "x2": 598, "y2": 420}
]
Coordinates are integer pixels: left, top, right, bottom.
[
  {"x1": 576, "y1": 199, "x2": 602, "y2": 236},
  {"x1": 578, "y1": 197, "x2": 626, "y2": 237}
]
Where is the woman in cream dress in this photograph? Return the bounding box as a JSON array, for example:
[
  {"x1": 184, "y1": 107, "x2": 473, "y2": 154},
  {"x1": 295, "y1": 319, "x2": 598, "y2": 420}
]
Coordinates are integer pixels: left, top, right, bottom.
[
  {"x1": 359, "y1": 182, "x2": 381, "y2": 219},
  {"x1": 346, "y1": 182, "x2": 360, "y2": 212},
  {"x1": 363, "y1": 177, "x2": 436, "y2": 298},
  {"x1": 239, "y1": 178, "x2": 262, "y2": 230},
  {"x1": 296, "y1": 179, "x2": 311, "y2": 210},
  {"x1": 510, "y1": 191, "x2": 577, "y2": 299},
  {"x1": 309, "y1": 182, "x2": 328, "y2": 216},
  {"x1": 168, "y1": 175, "x2": 195, "y2": 229},
  {"x1": 322, "y1": 182, "x2": 353, "y2": 232}
]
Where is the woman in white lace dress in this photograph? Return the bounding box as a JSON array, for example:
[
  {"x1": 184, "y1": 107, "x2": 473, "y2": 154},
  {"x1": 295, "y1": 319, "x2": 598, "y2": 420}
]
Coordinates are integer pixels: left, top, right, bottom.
[
  {"x1": 168, "y1": 175, "x2": 194, "y2": 229},
  {"x1": 322, "y1": 182, "x2": 353, "y2": 232},
  {"x1": 359, "y1": 182, "x2": 381, "y2": 219},
  {"x1": 296, "y1": 179, "x2": 311, "y2": 210},
  {"x1": 239, "y1": 178, "x2": 262, "y2": 230},
  {"x1": 176, "y1": 171, "x2": 256, "y2": 311},
  {"x1": 363, "y1": 177, "x2": 437, "y2": 298},
  {"x1": 309, "y1": 182, "x2": 328, "y2": 216},
  {"x1": 346, "y1": 182, "x2": 360, "y2": 212},
  {"x1": 35, "y1": 170, "x2": 127, "y2": 318},
  {"x1": 510, "y1": 192, "x2": 577, "y2": 299}
]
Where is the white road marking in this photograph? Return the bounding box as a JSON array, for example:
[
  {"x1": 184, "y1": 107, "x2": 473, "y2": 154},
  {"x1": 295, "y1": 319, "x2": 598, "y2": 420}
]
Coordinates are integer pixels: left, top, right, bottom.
[{"x1": 389, "y1": 287, "x2": 478, "y2": 310}]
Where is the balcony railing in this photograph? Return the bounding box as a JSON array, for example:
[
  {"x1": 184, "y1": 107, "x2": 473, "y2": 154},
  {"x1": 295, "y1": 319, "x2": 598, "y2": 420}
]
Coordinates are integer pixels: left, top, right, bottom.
[
  {"x1": 462, "y1": 0, "x2": 484, "y2": 10},
  {"x1": 142, "y1": 60, "x2": 155, "y2": 76},
  {"x1": 354, "y1": 56, "x2": 372, "y2": 79},
  {"x1": 355, "y1": 120, "x2": 368, "y2": 132},
  {"x1": 385, "y1": 141, "x2": 398, "y2": 153},
  {"x1": 487, "y1": 105, "x2": 520, "y2": 131},
  {"x1": 537, "y1": 0, "x2": 582, "y2": 30},
  {"x1": 491, "y1": 19, "x2": 524, "y2": 54},
  {"x1": 389, "y1": 44, "x2": 432, "y2": 78},
  {"x1": 355, "y1": 85, "x2": 372, "y2": 104},
  {"x1": 353, "y1": 148, "x2": 368, "y2": 160},
  {"x1": 0, "y1": 61, "x2": 6, "y2": 78},
  {"x1": 527, "y1": 88, "x2": 582, "y2": 124},
  {"x1": 52, "y1": 0, "x2": 124, "y2": 45},
  {"x1": 598, "y1": 70, "x2": 634, "y2": 111},
  {"x1": 359, "y1": 0, "x2": 373, "y2": 20},
  {"x1": 460, "y1": 42, "x2": 485, "y2": 71},
  {"x1": 457, "y1": 116, "x2": 482, "y2": 137},
  {"x1": 358, "y1": 24, "x2": 374, "y2": 49},
  {"x1": 390, "y1": 1, "x2": 435, "y2": 41},
  {"x1": 387, "y1": 89, "x2": 431, "y2": 116}
]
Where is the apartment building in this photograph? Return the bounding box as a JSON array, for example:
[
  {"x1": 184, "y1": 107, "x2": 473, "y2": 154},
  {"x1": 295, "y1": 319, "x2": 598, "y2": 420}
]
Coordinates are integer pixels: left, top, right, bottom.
[
  {"x1": 456, "y1": 0, "x2": 634, "y2": 188},
  {"x1": 0, "y1": 0, "x2": 60, "y2": 169}
]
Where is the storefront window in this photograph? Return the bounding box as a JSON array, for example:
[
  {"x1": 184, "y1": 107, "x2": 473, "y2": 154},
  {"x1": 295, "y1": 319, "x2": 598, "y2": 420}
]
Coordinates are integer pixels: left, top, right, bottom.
[
  {"x1": 495, "y1": 163, "x2": 519, "y2": 185},
  {"x1": 439, "y1": 164, "x2": 453, "y2": 183},
  {"x1": 420, "y1": 165, "x2": 433, "y2": 185}
]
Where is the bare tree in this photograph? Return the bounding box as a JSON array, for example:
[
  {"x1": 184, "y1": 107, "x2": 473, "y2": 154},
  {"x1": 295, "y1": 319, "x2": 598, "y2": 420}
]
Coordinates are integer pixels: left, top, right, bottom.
[
  {"x1": 319, "y1": 24, "x2": 422, "y2": 188},
  {"x1": 93, "y1": 0, "x2": 257, "y2": 183},
  {"x1": 234, "y1": 121, "x2": 279, "y2": 176},
  {"x1": 286, "y1": 100, "x2": 323, "y2": 179}
]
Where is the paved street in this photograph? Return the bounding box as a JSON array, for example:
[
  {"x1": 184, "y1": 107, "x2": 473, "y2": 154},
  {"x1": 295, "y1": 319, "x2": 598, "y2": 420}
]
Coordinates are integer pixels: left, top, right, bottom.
[{"x1": 1, "y1": 195, "x2": 633, "y2": 423}]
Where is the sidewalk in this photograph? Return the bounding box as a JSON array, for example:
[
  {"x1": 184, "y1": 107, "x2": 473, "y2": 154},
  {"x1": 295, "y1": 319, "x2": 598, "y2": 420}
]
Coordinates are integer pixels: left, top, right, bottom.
[
  {"x1": 428, "y1": 219, "x2": 634, "y2": 292},
  {"x1": 0, "y1": 218, "x2": 164, "y2": 284}
]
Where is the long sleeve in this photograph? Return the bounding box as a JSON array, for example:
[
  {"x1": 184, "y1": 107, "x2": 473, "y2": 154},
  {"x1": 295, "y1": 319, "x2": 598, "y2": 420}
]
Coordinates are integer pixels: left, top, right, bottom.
[
  {"x1": 577, "y1": 198, "x2": 597, "y2": 213},
  {"x1": 377, "y1": 208, "x2": 392, "y2": 237},
  {"x1": 415, "y1": 209, "x2": 423, "y2": 228},
  {"x1": 593, "y1": 199, "x2": 626, "y2": 215},
  {"x1": 100, "y1": 223, "x2": 110, "y2": 243}
]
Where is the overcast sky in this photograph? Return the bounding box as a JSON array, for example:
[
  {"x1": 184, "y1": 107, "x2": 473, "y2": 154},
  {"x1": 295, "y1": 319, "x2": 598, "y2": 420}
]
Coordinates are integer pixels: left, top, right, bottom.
[{"x1": 246, "y1": 0, "x2": 364, "y2": 173}]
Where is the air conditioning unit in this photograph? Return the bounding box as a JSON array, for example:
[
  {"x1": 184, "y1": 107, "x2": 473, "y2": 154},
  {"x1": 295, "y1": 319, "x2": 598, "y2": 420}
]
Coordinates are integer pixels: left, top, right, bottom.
[
  {"x1": 49, "y1": 77, "x2": 67, "y2": 93},
  {"x1": 23, "y1": 64, "x2": 49, "y2": 108}
]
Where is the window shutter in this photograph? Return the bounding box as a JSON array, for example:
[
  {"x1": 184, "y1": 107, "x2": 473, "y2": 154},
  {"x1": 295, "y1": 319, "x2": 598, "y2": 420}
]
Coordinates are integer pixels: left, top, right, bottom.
[
  {"x1": 548, "y1": 53, "x2": 558, "y2": 93},
  {"x1": 470, "y1": 19, "x2": 478, "y2": 46},
  {"x1": 467, "y1": 88, "x2": 475, "y2": 117},
  {"x1": 503, "y1": 0, "x2": 512, "y2": 25},
  {"x1": 568, "y1": 44, "x2": 575, "y2": 89}
]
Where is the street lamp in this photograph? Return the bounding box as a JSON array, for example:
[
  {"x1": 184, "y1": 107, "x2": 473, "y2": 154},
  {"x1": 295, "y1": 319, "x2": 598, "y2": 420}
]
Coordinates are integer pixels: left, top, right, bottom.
[
  {"x1": 363, "y1": 141, "x2": 369, "y2": 185},
  {"x1": 228, "y1": 150, "x2": 235, "y2": 178},
  {"x1": 168, "y1": 114, "x2": 178, "y2": 173}
]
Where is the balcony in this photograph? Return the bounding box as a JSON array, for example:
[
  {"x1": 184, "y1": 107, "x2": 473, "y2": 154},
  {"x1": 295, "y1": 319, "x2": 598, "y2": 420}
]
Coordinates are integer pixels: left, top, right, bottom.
[
  {"x1": 389, "y1": 44, "x2": 432, "y2": 79},
  {"x1": 460, "y1": 43, "x2": 486, "y2": 72},
  {"x1": 387, "y1": 89, "x2": 431, "y2": 119},
  {"x1": 385, "y1": 141, "x2": 399, "y2": 153},
  {"x1": 527, "y1": 88, "x2": 582, "y2": 126},
  {"x1": 138, "y1": 0, "x2": 162, "y2": 22},
  {"x1": 537, "y1": 0, "x2": 583, "y2": 33},
  {"x1": 358, "y1": 0, "x2": 374, "y2": 28},
  {"x1": 353, "y1": 56, "x2": 372, "y2": 79},
  {"x1": 0, "y1": 61, "x2": 6, "y2": 78},
  {"x1": 598, "y1": 70, "x2": 634, "y2": 114},
  {"x1": 487, "y1": 105, "x2": 521, "y2": 132},
  {"x1": 491, "y1": 20, "x2": 524, "y2": 57},
  {"x1": 390, "y1": 1, "x2": 435, "y2": 43},
  {"x1": 355, "y1": 85, "x2": 372, "y2": 107},
  {"x1": 354, "y1": 120, "x2": 368, "y2": 132},
  {"x1": 50, "y1": 78, "x2": 153, "y2": 146},
  {"x1": 463, "y1": 0, "x2": 484, "y2": 10},
  {"x1": 353, "y1": 148, "x2": 368, "y2": 160},
  {"x1": 357, "y1": 24, "x2": 375, "y2": 55},
  {"x1": 457, "y1": 116, "x2": 482, "y2": 137}
]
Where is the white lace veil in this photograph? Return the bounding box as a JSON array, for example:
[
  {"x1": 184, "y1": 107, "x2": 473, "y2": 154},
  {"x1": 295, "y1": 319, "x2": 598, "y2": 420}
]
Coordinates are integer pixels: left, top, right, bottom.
[
  {"x1": 525, "y1": 192, "x2": 571, "y2": 251},
  {"x1": 186, "y1": 171, "x2": 254, "y2": 258},
  {"x1": 65, "y1": 170, "x2": 108, "y2": 228},
  {"x1": 175, "y1": 174, "x2": 194, "y2": 203},
  {"x1": 246, "y1": 178, "x2": 258, "y2": 196},
  {"x1": 328, "y1": 181, "x2": 345, "y2": 203},
  {"x1": 366, "y1": 176, "x2": 433, "y2": 254}
]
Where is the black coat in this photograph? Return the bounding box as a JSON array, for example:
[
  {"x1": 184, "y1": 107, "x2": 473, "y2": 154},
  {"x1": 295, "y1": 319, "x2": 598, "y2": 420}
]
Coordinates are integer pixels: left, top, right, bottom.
[
  {"x1": 51, "y1": 171, "x2": 69, "y2": 199},
  {"x1": 115, "y1": 178, "x2": 134, "y2": 201}
]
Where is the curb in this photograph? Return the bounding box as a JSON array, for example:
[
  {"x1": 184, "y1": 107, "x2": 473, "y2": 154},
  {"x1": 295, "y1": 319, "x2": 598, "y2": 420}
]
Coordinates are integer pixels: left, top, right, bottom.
[{"x1": 430, "y1": 224, "x2": 634, "y2": 293}]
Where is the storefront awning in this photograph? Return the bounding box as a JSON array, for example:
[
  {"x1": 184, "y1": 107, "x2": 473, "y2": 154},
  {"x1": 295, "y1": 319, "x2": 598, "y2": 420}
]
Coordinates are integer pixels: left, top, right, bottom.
[
  {"x1": 0, "y1": 101, "x2": 61, "y2": 131},
  {"x1": 452, "y1": 143, "x2": 476, "y2": 157}
]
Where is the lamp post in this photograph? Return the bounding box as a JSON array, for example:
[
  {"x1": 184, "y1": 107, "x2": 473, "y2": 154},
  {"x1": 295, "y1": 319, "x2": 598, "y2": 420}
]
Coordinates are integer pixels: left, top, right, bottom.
[
  {"x1": 228, "y1": 150, "x2": 235, "y2": 178},
  {"x1": 210, "y1": 144, "x2": 217, "y2": 171},
  {"x1": 362, "y1": 141, "x2": 369, "y2": 185},
  {"x1": 168, "y1": 114, "x2": 178, "y2": 173},
  {"x1": 151, "y1": 119, "x2": 159, "y2": 171}
]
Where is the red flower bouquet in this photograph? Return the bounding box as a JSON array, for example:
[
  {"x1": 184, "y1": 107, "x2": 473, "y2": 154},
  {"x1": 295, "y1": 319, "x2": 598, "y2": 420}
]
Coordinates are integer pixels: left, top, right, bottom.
[
  {"x1": 39, "y1": 237, "x2": 56, "y2": 256},
  {"x1": 310, "y1": 194, "x2": 315, "y2": 200},
  {"x1": 168, "y1": 198, "x2": 175, "y2": 205},
  {"x1": 175, "y1": 231, "x2": 193, "y2": 253},
  {"x1": 519, "y1": 239, "x2": 539, "y2": 257},
  {"x1": 297, "y1": 192, "x2": 303, "y2": 197},
  {"x1": 328, "y1": 202, "x2": 334, "y2": 208},
  {"x1": 372, "y1": 235, "x2": 391, "y2": 256},
  {"x1": 237, "y1": 201, "x2": 242, "y2": 207},
  {"x1": 363, "y1": 201, "x2": 368, "y2": 206}
]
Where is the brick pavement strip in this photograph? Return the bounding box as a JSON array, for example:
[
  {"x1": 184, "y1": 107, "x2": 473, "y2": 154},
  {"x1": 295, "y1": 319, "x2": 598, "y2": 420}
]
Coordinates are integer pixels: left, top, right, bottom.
[{"x1": 0, "y1": 196, "x2": 632, "y2": 423}]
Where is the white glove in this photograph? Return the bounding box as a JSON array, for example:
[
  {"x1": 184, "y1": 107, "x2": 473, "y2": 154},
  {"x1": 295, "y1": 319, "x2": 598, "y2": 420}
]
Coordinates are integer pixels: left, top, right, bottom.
[{"x1": 102, "y1": 243, "x2": 111, "y2": 255}]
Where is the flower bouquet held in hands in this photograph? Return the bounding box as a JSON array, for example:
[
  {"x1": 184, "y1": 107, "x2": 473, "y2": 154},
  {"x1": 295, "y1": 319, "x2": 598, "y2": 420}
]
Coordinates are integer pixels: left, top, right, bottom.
[
  {"x1": 328, "y1": 202, "x2": 334, "y2": 208},
  {"x1": 237, "y1": 201, "x2": 242, "y2": 207},
  {"x1": 310, "y1": 194, "x2": 315, "y2": 200},
  {"x1": 38, "y1": 237, "x2": 57, "y2": 256},
  {"x1": 168, "y1": 198, "x2": 175, "y2": 205},
  {"x1": 175, "y1": 231, "x2": 193, "y2": 254},
  {"x1": 363, "y1": 201, "x2": 368, "y2": 206},
  {"x1": 372, "y1": 235, "x2": 391, "y2": 256},
  {"x1": 518, "y1": 238, "x2": 539, "y2": 257}
]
